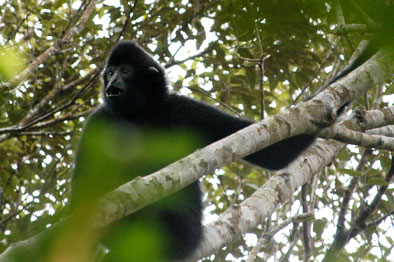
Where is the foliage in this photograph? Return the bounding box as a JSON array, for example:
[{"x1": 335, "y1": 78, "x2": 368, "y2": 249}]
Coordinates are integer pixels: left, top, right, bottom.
[{"x1": 0, "y1": 0, "x2": 393, "y2": 261}]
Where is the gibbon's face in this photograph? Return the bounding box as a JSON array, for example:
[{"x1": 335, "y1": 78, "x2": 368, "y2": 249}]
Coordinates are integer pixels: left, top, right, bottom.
[{"x1": 102, "y1": 40, "x2": 167, "y2": 116}]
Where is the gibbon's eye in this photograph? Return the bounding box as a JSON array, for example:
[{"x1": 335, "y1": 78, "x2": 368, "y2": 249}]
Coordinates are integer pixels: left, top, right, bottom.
[{"x1": 107, "y1": 70, "x2": 114, "y2": 78}]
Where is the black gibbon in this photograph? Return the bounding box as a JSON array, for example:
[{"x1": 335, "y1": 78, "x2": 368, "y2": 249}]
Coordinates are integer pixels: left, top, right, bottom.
[{"x1": 72, "y1": 40, "x2": 315, "y2": 261}]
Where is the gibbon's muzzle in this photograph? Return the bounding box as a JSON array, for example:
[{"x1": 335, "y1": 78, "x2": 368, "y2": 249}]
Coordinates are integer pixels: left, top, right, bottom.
[{"x1": 105, "y1": 84, "x2": 125, "y2": 97}]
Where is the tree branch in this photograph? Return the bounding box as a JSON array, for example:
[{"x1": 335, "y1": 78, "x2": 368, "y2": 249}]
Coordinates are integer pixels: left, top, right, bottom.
[{"x1": 1, "y1": 0, "x2": 100, "y2": 90}]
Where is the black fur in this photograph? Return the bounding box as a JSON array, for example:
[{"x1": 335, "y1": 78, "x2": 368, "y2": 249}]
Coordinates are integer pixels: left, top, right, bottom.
[{"x1": 72, "y1": 40, "x2": 314, "y2": 261}]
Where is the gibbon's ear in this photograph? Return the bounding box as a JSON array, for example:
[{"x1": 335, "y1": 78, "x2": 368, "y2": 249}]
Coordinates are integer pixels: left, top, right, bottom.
[{"x1": 148, "y1": 66, "x2": 159, "y2": 73}]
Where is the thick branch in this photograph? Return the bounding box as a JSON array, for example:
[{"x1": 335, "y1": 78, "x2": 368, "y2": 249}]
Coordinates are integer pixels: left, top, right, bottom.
[
  {"x1": 364, "y1": 106, "x2": 394, "y2": 130},
  {"x1": 314, "y1": 48, "x2": 394, "y2": 113},
  {"x1": 333, "y1": 126, "x2": 394, "y2": 151},
  {"x1": 318, "y1": 106, "x2": 394, "y2": 151},
  {"x1": 192, "y1": 137, "x2": 345, "y2": 260}
]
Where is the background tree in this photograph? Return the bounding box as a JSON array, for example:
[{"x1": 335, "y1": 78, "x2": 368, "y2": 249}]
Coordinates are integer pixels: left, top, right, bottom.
[{"x1": 0, "y1": 0, "x2": 393, "y2": 261}]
